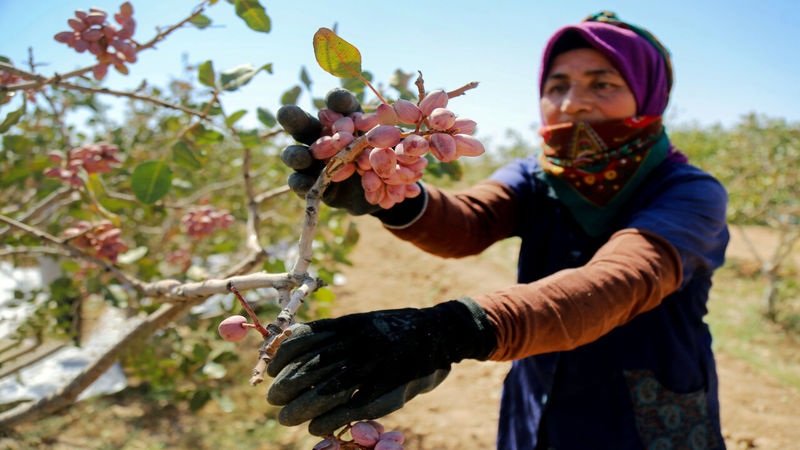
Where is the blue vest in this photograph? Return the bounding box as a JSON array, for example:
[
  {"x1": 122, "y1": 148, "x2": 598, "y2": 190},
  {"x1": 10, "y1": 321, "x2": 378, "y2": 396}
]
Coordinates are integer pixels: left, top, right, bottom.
[{"x1": 490, "y1": 158, "x2": 729, "y2": 449}]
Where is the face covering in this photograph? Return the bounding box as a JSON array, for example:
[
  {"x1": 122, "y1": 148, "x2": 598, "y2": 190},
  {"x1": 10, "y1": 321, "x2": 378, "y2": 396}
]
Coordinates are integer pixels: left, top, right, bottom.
[{"x1": 536, "y1": 115, "x2": 669, "y2": 236}]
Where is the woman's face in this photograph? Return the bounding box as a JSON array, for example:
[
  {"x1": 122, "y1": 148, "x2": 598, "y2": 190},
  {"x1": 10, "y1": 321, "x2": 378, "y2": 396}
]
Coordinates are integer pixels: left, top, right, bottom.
[{"x1": 540, "y1": 48, "x2": 637, "y2": 125}]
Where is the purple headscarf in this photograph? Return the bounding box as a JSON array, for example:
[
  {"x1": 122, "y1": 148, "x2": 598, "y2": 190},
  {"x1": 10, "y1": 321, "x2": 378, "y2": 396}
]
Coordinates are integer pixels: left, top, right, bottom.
[{"x1": 538, "y1": 14, "x2": 672, "y2": 116}]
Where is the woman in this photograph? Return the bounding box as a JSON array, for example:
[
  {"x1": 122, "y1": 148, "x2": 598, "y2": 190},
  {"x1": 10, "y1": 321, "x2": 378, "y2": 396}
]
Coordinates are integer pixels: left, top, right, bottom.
[{"x1": 270, "y1": 12, "x2": 729, "y2": 449}]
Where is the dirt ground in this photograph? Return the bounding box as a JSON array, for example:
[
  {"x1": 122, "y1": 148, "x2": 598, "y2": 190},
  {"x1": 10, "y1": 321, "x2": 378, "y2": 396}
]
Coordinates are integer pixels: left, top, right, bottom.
[{"x1": 322, "y1": 217, "x2": 800, "y2": 450}]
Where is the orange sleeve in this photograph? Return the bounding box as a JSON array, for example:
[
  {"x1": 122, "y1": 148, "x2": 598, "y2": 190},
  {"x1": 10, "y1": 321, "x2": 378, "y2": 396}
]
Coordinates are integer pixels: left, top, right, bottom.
[
  {"x1": 472, "y1": 228, "x2": 683, "y2": 361},
  {"x1": 384, "y1": 180, "x2": 518, "y2": 258}
]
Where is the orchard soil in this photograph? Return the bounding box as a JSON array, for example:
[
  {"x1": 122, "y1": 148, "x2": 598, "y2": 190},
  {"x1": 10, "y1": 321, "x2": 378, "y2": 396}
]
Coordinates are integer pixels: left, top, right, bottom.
[
  {"x1": 311, "y1": 219, "x2": 800, "y2": 449},
  {"x1": 5, "y1": 220, "x2": 799, "y2": 449}
]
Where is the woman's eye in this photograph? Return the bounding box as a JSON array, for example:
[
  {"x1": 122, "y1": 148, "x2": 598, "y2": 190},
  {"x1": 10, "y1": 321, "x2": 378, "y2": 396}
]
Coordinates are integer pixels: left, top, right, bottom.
[
  {"x1": 593, "y1": 81, "x2": 614, "y2": 91},
  {"x1": 546, "y1": 84, "x2": 567, "y2": 95}
]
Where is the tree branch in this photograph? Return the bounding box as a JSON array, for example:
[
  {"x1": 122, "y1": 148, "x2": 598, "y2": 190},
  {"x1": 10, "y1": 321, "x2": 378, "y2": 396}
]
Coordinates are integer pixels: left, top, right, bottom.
[
  {"x1": 255, "y1": 185, "x2": 290, "y2": 205},
  {"x1": 0, "y1": 246, "x2": 71, "y2": 258},
  {"x1": 292, "y1": 136, "x2": 369, "y2": 277},
  {"x1": 0, "y1": 187, "x2": 78, "y2": 240},
  {"x1": 0, "y1": 214, "x2": 145, "y2": 291},
  {"x1": 0, "y1": 226, "x2": 285, "y2": 429},
  {"x1": 447, "y1": 81, "x2": 480, "y2": 99},
  {"x1": 0, "y1": 1, "x2": 212, "y2": 95}
]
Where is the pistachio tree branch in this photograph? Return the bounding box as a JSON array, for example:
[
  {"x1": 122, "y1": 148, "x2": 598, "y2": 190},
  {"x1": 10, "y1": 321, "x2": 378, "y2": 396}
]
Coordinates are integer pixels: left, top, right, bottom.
[
  {"x1": 0, "y1": 246, "x2": 72, "y2": 258},
  {"x1": 0, "y1": 229, "x2": 291, "y2": 429},
  {"x1": 0, "y1": 1, "x2": 212, "y2": 94},
  {"x1": 0, "y1": 214, "x2": 144, "y2": 290},
  {"x1": 28, "y1": 47, "x2": 74, "y2": 150},
  {"x1": 221, "y1": 107, "x2": 263, "y2": 254},
  {"x1": 58, "y1": 82, "x2": 210, "y2": 119},
  {"x1": 0, "y1": 187, "x2": 78, "y2": 240},
  {"x1": 0, "y1": 62, "x2": 209, "y2": 119},
  {"x1": 255, "y1": 185, "x2": 291, "y2": 205},
  {"x1": 292, "y1": 135, "x2": 370, "y2": 276},
  {"x1": 134, "y1": 0, "x2": 212, "y2": 53},
  {"x1": 447, "y1": 81, "x2": 479, "y2": 99}
]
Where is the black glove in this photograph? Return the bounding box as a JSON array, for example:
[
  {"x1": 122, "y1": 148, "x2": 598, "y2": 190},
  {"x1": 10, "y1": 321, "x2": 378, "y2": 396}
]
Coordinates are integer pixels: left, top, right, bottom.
[
  {"x1": 278, "y1": 89, "x2": 427, "y2": 222},
  {"x1": 278, "y1": 88, "x2": 380, "y2": 216},
  {"x1": 266, "y1": 297, "x2": 496, "y2": 436}
]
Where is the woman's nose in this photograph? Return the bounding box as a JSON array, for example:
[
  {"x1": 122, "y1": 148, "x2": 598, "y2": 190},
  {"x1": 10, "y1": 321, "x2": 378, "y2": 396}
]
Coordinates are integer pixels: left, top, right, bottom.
[{"x1": 560, "y1": 85, "x2": 592, "y2": 115}]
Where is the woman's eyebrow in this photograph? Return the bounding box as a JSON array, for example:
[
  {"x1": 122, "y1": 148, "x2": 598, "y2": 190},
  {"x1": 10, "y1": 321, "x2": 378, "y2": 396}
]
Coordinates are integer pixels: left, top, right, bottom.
[
  {"x1": 585, "y1": 69, "x2": 619, "y2": 77},
  {"x1": 546, "y1": 68, "x2": 620, "y2": 81},
  {"x1": 546, "y1": 73, "x2": 569, "y2": 81}
]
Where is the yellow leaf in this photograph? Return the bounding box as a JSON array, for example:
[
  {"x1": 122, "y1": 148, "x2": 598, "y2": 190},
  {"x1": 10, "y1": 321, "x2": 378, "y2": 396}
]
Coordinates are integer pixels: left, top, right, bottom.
[{"x1": 313, "y1": 28, "x2": 362, "y2": 79}]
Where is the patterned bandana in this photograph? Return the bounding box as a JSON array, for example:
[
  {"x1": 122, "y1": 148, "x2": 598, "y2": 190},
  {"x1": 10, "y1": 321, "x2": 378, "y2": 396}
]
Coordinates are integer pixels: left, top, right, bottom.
[{"x1": 537, "y1": 116, "x2": 669, "y2": 236}]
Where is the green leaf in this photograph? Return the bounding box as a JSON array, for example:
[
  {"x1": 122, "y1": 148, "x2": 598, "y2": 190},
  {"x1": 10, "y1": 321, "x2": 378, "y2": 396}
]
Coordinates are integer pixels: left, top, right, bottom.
[
  {"x1": 172, "y1": 141, "x2": 202, "y2": 170},
  {"x1": 189, "y1": 14, "x2": 212, "y2": 29},
  {"x1": 0, "y1": 56, "x2": 10, "y2": 64},
  {"x1": 198, "y1": 60, "x2": 216, "y2": 88},
  {"x1": 314, "y1": 287, "x2": 335, "y2": 303},
  {"x1": 299, "y1": 66, "x2": 312, "y2": 89},
  {"x1": 1, "y1": 165, "x2": 29, "y2": 187},
  {"x1": 131, "y1": 161, "x2": 173, "y2": 204},
  {"x1": 390, "y1": 69, "x2": 416, "y2": 99},
  {"x1": 256, "y1": 107, "x2": 276, "y2": 127},
  {"x1": 280, "y1": 85, "x2": 302, "y2": 105},
  {"x1": 190, "y1": 389, "x2": 212, "y2": 411},
  {"x1": 86, "y1": 172, "x2": 107, "y2": 197},
  {"x1": 225, "y1": 109, "x2": 247, "y2": 127},
  {"x1": 312, "y1": 98, "x2": 327, "y2": 110},
  {"x1": 219, "y1": 63, "x2": 270, "y2": 91},
  {"x1": 196, "y1": 101, "x2": 223, "y2": 116},
  {"x1": 313, "y1": 27, "x2": 362, "y2": 79},
  {"x1": 340, "y1": 71, "x2": 373, "y2": 94},
  {"x1": 234, "y1": 0, "x2": 271, "y2": 33},
  {"x1": 190, "y1": 124, "x2": 224, "y2": 144},
  {"x1": 0, "y1": 100, "x2": 26, "y2": 134},
  {"x1": 238, "y1": 129, "x2": 261, "y2": 148},
  {"x1": 85, "y1": 173, "x2": 122, "y2": 226}
]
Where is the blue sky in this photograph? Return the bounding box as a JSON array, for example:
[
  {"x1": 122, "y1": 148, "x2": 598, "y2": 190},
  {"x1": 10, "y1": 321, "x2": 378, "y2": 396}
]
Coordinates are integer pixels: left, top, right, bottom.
[{"x1": 1, "y1": 0, "x2": 798, "y2": 147}]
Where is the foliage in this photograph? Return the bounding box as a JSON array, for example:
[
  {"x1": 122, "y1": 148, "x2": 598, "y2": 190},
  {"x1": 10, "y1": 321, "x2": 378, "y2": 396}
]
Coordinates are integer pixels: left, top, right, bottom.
[
  {"x1": 0, "y1": 0, "x2": 359, "y2": 422},
  {"x1": 672, "y1": 114, "x2": 800, "y2": 227},
  {"x1": 671, "y1": 114, "x2": 800, "y2": 321}
]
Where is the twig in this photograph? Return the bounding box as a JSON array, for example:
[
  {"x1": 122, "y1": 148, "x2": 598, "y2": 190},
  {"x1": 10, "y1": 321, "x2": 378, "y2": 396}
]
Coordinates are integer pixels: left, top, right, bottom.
[
  {"x1": 0, "y1": 246, "x2": 71, "y2": 258},
  {"x1": 415, "y1": 71, "x2": 425, "y2": 100},
  {"x1": 0, "y1": 187, "x2": 78, "y2": 240},
  {"x1": 40, "y1": 90, "x2": 73, "y2": 149},
  {"x1": 254, "y1": 185, "x2": 290, "y2": 204},
  {"x1": 292, "y1": 135, "x2": 369, "y2": 276},
  {"x1": 140, "y1": 271, "x2": 298, "y2": 301},
  {"x1": 447, "y1": 81, "x2": 479, "y2": 99},
  {"x1": 0, "y1": 62, "x2": 209, "y2": 119},
  {"x1": 223, "y1": 111, "x2": 262, "y2": 254},
  {"x1": 249, "y1": 277, "x2": 320, "y2": 385},
  {"x1": 179, "y1": 178, "x2": 243, "y2": 207},
  {"x1": 103, "y1": 191, "x2": 182, "y2": 209},
  {"x1": 0, "y1": 229, "x2": 282, "y2": 429},
  {"x1": 59, "y1": 81, "x2": 209, "y2": 119},
  {"x1": 735, "y1": 224, "x2": 766, "y2": 269},
  {"x1": 0, "y1": 214, "x2": 145, "y2": 291},
  {"x1": 260, "y1": 129, "x2": 284, "y2": 141},
  {"x1": 1, "y1": 189, "x2": 38, "y2": 215},
  {"x1": 249, "y1": 328, "x2": 292, "y2": 386},
  {"x1": 135, "y1": 1, "x2": 211, "y2": 53},
  {"x1": 0, "y1": 2, "x2": 211, "y2": 94}
]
